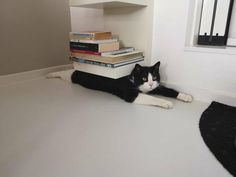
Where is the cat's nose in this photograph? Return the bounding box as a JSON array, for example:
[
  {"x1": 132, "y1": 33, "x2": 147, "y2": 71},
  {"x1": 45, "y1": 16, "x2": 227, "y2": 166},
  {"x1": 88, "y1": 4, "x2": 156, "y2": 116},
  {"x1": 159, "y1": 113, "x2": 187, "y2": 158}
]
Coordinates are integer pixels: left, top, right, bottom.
[{"x1": 149, "y1": 82, "x2": 153, "y2": 87}]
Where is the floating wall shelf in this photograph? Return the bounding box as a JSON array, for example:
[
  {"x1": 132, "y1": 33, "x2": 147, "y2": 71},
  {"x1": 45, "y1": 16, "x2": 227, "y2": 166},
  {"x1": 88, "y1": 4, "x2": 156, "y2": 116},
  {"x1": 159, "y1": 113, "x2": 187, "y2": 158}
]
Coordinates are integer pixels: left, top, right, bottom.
[
  {"x1": 70, "y1": 0, "x2": 154, "y2": 69},
  {"x1": 70, "y1": 0, "x2": 148, "y2": 8}
]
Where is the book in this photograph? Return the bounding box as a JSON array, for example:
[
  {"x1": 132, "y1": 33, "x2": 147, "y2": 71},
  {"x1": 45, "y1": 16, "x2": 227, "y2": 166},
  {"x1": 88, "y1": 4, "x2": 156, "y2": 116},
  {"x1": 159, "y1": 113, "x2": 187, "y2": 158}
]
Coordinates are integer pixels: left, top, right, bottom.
[
  {"x1": 71, "y1": 56, "x2": 144, "y2": 68},
  {"x1": 71, "y1": 51, "x2": 143, "y2": 64},
  {"x1": 70, "y1": 49, "x2": 101, "y2": 56},
  {"x1": 70, "y1": 41, "x2": 119, "y2": 53},
  {"x1": 78, "y1": 38, "x2": 118, "y2": 44},
  {"x1": 70, "y1": 47, "x2": 135, "y2": 57},
  {"x1": 101, "y1": 47, "x2": 134, "y2": 57},
  {"x1": 73, "y1": 61, "x2": 144, "y2": 79},
  {"x1": 70, "y1": 31, "x2": 112, "y2": 40}
]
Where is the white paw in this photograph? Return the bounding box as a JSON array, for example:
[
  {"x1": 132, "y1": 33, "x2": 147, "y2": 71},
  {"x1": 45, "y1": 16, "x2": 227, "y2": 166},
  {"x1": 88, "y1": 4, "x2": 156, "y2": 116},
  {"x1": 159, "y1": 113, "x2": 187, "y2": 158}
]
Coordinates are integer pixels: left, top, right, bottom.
[
  {"x1": 177, "y1": 93, "x2": 193, "y2": 102},
  {"x1": 159, "y1": 100, "x2": 173, "y2": 109}
]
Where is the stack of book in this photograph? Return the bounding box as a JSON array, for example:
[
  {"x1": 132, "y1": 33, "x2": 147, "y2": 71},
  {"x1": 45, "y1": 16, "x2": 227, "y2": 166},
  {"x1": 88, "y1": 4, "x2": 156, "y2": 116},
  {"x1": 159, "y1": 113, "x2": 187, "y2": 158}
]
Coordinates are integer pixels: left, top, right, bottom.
[{"x1": 70, "y1": 31, "x2": 144, "y2": 79}]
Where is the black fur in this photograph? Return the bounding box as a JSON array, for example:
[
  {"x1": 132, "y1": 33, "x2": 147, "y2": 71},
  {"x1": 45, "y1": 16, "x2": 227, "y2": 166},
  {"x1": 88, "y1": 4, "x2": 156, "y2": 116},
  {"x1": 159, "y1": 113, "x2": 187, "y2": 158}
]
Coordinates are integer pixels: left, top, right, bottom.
[
  {"x1": 129, "y1": 62, "x2": 160, "y2": 88},
  {"x1": 71, "y1": 62, "x2": 180, "y2": 102},
  {"x1": 149, "y1": 86, "x2": 179, "y2": 98},
  {"x1": 71, "y1": 71, "x2": 139, "y2": 102}
]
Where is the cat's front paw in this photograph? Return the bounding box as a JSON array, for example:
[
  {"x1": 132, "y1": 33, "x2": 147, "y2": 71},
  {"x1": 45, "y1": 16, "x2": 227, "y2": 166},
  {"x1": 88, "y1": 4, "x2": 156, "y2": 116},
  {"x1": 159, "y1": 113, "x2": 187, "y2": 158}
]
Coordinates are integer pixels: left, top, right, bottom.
[
  {"x1": 177, "y1": 93, "x2": 193, "y2": 102},
  {"x1": 159, "y1": 100, "x2": 173, "y2": 109}
]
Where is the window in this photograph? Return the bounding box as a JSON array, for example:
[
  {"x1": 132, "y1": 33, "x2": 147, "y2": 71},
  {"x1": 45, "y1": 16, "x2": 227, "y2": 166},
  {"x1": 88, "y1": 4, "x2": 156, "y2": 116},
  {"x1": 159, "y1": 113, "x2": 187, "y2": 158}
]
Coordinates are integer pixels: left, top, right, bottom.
[
  {"x1": 185, "y1": 0, "x2": 236, "y2": 49},
  {"x1": 198, "y1": 0, "x2": 234, "y2": 46}
]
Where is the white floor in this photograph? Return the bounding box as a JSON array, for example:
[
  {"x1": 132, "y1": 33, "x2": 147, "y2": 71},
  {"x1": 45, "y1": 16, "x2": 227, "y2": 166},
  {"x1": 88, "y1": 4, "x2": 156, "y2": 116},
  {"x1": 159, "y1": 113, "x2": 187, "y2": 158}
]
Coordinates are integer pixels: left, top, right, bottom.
[{"x1": 0, "y1": 77, "x2": 232, "y2": 177}]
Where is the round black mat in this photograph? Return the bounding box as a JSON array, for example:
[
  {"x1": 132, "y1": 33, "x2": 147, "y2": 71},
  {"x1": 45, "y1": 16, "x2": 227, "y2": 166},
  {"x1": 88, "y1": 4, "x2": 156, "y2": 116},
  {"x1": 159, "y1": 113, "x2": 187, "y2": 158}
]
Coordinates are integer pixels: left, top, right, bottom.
[{"x1": 199, "y1": 101, "x2": 236, "y2": 176}]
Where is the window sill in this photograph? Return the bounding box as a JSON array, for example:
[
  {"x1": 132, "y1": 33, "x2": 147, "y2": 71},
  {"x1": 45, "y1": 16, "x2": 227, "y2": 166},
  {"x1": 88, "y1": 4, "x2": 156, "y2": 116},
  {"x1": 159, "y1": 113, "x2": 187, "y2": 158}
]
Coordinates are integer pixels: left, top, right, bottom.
[{"x1": 184, "y1": 45, "x2": 236, "y2": 55}]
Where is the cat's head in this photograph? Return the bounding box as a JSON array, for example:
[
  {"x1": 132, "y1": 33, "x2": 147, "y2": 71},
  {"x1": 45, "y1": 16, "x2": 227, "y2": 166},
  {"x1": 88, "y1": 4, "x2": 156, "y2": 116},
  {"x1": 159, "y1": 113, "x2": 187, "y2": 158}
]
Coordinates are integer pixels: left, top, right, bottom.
[{"x1": 129, "y1": 61, "x2": 161, "y2": 93}]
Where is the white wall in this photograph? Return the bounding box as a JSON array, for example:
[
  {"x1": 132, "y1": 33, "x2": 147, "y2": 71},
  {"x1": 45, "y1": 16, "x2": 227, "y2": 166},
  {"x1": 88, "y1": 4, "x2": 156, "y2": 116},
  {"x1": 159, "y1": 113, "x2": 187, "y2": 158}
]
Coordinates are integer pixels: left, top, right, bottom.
[
  {"x1": 70, "y1": 7, "x2": 104, "y2": 32},
  {"x1": 152, "y1": 0, "x2": 236, "y2": 105}
]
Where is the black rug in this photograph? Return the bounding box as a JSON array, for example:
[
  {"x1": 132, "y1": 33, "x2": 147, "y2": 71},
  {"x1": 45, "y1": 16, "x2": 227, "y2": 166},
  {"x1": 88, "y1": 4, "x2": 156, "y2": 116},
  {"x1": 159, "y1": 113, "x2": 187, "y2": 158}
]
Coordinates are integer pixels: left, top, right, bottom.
[{"x1": 199, "y1": 101, "x2": 236, "y2": 176}]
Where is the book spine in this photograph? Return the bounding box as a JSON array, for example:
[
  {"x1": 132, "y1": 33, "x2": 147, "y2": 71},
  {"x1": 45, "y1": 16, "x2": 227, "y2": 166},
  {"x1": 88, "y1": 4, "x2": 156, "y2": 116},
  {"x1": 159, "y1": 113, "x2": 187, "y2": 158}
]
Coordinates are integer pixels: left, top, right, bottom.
[
  {"x1": 101, "y1": 48, "x2": 134, "y2": 57},
  {"x1": 70, "y1": 32, "x2": 112, "y2": 41},
  {"x1": 71, "y1": 57, "x2": 144, "y2": 68},
  {"x1": 71, "y1": 57, "x2": 114, "y2": 68},
  {"x1": 113, "y1": 58, "x2": 144, "y2": 68},
  {"x1": 70, "y1": 49, "x2": 101, "y2": 56},
  {"x1": 78, "y1": 39, "x2": 118, "y2": 44},
  {"x1": 70, "y1": 42, "x2": 99, "y2": 52},
  {"x1": 72, "y1": 33, "x2": 95, "y2": 37}
]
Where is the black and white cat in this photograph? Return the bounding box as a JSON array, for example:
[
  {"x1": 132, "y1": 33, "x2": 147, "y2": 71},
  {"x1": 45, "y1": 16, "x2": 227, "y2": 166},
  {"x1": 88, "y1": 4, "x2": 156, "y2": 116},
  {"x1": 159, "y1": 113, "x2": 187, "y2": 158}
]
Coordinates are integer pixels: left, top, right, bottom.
[{"x1": 47, "y1": 62, "x2": 192, "y2": 108}]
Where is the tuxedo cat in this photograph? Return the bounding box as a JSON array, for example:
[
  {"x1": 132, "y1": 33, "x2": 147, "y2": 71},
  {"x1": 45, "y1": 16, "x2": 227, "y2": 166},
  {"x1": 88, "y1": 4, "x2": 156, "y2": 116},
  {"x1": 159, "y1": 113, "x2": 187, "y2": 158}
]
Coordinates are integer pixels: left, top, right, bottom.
[{"x1": 47, "y1": 62, "x2": 192, "y2": 108}]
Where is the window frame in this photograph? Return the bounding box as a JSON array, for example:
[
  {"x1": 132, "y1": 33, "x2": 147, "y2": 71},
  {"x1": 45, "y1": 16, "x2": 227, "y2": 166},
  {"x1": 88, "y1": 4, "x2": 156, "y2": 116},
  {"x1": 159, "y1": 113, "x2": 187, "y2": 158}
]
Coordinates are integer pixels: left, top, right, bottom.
[{"x1": 185, "y1": 0, "x2": 236, "y2": 52}]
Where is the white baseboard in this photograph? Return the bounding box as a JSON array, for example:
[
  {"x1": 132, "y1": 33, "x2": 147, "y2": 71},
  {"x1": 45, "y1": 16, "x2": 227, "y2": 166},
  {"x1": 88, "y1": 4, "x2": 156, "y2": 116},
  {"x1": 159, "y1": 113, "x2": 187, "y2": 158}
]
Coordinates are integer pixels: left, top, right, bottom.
[
  {"x1": 0, "y1": 64, "x2": 73, "y2": 87},
  {"x1": 163, "y1": 82, "x2": 236, "y2": 107}
]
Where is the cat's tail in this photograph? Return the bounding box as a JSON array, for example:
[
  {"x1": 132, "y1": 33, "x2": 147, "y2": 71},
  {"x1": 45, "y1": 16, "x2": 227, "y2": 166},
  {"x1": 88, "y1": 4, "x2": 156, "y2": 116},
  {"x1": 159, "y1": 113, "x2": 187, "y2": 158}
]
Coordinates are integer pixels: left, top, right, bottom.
[{"x1": 46, "y1": 69, "x2": 75, "y2": 82}]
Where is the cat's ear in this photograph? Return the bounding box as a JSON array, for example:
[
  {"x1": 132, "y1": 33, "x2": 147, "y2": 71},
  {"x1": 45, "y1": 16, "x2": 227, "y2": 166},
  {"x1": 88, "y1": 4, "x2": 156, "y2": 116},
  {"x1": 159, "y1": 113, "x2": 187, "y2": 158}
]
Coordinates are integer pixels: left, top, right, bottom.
[
  {"x1": 133, "y1": 64, "x2": 142, "y2": 73},
  {"x1": 153, "y1": 61, "x2": 160, "y2": 70}
]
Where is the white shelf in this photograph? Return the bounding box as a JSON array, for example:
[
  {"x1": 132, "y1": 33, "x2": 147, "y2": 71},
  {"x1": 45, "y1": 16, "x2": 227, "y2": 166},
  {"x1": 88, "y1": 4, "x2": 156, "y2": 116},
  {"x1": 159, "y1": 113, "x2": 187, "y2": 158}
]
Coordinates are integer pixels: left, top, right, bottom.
[
  {"x1": 70, "y1": 0, "x2": 148, "y2": 8},
  {"x1": 70, "y1": 0, "x2": 154, "y2": 78}
]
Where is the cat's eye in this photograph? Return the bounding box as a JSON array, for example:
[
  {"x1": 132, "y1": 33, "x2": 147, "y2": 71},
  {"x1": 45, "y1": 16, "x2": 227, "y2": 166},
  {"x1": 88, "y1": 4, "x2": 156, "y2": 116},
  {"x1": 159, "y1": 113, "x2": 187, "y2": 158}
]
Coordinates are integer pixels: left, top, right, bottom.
[
  {"x1": 142, "y1": 77, "x2": 147, "y2": 81},
  {"x1": 153, "y1": 76, "x2": 157, "y2": 80}
]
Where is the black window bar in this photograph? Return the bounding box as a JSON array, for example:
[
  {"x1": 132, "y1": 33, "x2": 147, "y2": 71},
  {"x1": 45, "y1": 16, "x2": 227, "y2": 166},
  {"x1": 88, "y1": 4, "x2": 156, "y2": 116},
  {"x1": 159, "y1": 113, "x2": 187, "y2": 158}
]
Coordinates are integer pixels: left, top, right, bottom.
[{"x1": 198, "y1": 0, "x2": 234, "y2": 46}]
